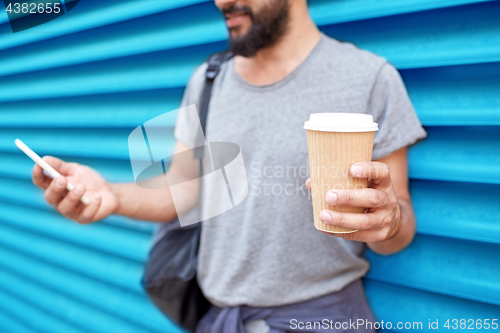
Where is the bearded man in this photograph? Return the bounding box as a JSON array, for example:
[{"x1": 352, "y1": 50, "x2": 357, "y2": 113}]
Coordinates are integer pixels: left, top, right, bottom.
[{"x1": 33, "y1": 0, "x2": 427, "y2": 332}]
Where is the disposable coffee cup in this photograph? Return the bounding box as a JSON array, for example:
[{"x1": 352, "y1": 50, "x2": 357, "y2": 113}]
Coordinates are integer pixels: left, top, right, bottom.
[{"x1": 304, "y1": 113, "x2": 379, "y2": 233}]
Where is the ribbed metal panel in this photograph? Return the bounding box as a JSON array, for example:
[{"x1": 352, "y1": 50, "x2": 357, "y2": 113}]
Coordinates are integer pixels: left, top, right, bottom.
[
  {"x1": 1, "y1": 0, "x2": 498, "y2": 332},
  {"x1": 364, "y1": 280, "x2": 500, "y2": 331}
]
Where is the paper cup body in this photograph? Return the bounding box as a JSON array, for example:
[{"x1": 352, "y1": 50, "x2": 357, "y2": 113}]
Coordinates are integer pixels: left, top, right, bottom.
[{"x1": 304, "y1": 113, "x2": 378, "y2": 233}]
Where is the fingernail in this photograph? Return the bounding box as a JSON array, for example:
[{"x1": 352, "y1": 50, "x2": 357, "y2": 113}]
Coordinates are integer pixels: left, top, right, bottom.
[
  {"x1": 56, "y1": 177, "x2": 65, "y2": 188},
  {"x1": 94, "y1": 193, "x2": 101, "y2": 199},
  {"x1": 351, "y1": 164, "x2": 363, "y2": 176},
  {"x1": 319, "y1": 211, "x2": 331, "y2": 223},
  {"x1": 326, "y1": 191, "x2": 337, "y2": 204},
  {"x1": 74, "y1": 184, "x2": 84, "y2": 195}
]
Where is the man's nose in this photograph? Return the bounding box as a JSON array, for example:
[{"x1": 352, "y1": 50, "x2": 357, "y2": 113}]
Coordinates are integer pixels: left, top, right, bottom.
[{"x1": 215, "y1": 0, "x2": 238, "y2": 10}]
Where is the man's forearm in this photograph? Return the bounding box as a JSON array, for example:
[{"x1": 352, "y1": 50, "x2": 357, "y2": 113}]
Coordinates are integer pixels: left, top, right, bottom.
[
  {"x1": 111, "y1": 182, "x2": 178, "y2": 223},
  {"x1": 109, "y1": 142, "x2": 200, "y2": 223},
  {"x1": 366, "y1": 198, "x2": 416, "y2": 255}
]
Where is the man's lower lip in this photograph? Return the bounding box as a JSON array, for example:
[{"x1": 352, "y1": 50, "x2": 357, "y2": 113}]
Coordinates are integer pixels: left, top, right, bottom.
[{"x1": 226, "y1": 14, "x2": 248, "y2": 28}]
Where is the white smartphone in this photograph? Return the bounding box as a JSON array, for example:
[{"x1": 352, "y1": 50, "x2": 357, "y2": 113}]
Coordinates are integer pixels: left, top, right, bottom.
[{"x1": 15, "y1": 139, "x2": 91, "y2": 205}]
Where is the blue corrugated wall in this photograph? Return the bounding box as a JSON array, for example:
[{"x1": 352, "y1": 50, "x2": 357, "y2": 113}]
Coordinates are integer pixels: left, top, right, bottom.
[{"x1": 0, "y1": 0, "x2": 499, "y2": 332}]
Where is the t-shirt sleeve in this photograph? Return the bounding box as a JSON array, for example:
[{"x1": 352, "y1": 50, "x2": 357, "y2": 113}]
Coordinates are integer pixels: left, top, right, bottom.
[
  {"x1": 174, "y1": 63, "x2": 208, "y2": 148},
  {"x1": 369, "y1": 63, "x2": 427, "y2": 160}
]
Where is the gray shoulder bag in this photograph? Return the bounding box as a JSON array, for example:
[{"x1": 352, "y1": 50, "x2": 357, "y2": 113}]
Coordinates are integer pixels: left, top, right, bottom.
[{"x1": 141, "y1": 51, "x2": 233, "y2": 333}]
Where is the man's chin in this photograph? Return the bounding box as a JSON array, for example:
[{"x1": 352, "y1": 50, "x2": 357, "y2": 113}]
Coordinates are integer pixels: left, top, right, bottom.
[{"x1": 228, "y1": 24, "x2": 251, "y2": 37}]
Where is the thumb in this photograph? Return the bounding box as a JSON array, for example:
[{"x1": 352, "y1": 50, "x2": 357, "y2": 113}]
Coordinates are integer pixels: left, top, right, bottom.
[{"x1": 41, "y1": 156, "x2": 73, "y2": 176}]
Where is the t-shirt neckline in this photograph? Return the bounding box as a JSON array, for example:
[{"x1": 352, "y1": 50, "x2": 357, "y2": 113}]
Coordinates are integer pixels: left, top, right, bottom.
[{"x1": 228, "y1": 33, "x2": 326, "y2": 91}]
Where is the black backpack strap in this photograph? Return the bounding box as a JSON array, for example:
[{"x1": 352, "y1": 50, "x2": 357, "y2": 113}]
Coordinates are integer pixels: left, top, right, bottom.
[{"x1": 194, "y1": 51, "x2": 233, "y2": 159}]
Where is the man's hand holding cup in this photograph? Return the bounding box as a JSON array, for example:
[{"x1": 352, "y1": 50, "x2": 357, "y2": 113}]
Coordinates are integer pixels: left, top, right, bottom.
[{"x1": 306, "y1": 161, "x2": 402, "y2": 242}]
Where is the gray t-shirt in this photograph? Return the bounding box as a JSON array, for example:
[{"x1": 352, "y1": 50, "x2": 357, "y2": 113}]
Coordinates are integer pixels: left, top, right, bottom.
[{"x1": 174, "y1": 33, "x2": 426, "y2": 308}]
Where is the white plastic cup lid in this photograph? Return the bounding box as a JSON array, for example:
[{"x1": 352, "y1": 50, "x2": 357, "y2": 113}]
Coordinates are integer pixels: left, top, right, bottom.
[{"x1": 304, "y1": 113, "x2": 379, "y2": 132}]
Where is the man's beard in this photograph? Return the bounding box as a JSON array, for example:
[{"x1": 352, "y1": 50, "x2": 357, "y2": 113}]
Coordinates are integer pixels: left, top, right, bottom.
[{"x1": 223, "y1": 0, "x2": 290, "y2": 58}]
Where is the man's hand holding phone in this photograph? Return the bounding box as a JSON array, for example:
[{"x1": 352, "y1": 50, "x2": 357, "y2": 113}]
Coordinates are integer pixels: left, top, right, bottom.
[
  {"x1": 23, "y1": 140, "x2": 194, "y2": 224},
  {"x1": 32, "y1": 156, "x2": 118, "y2": 224}
]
